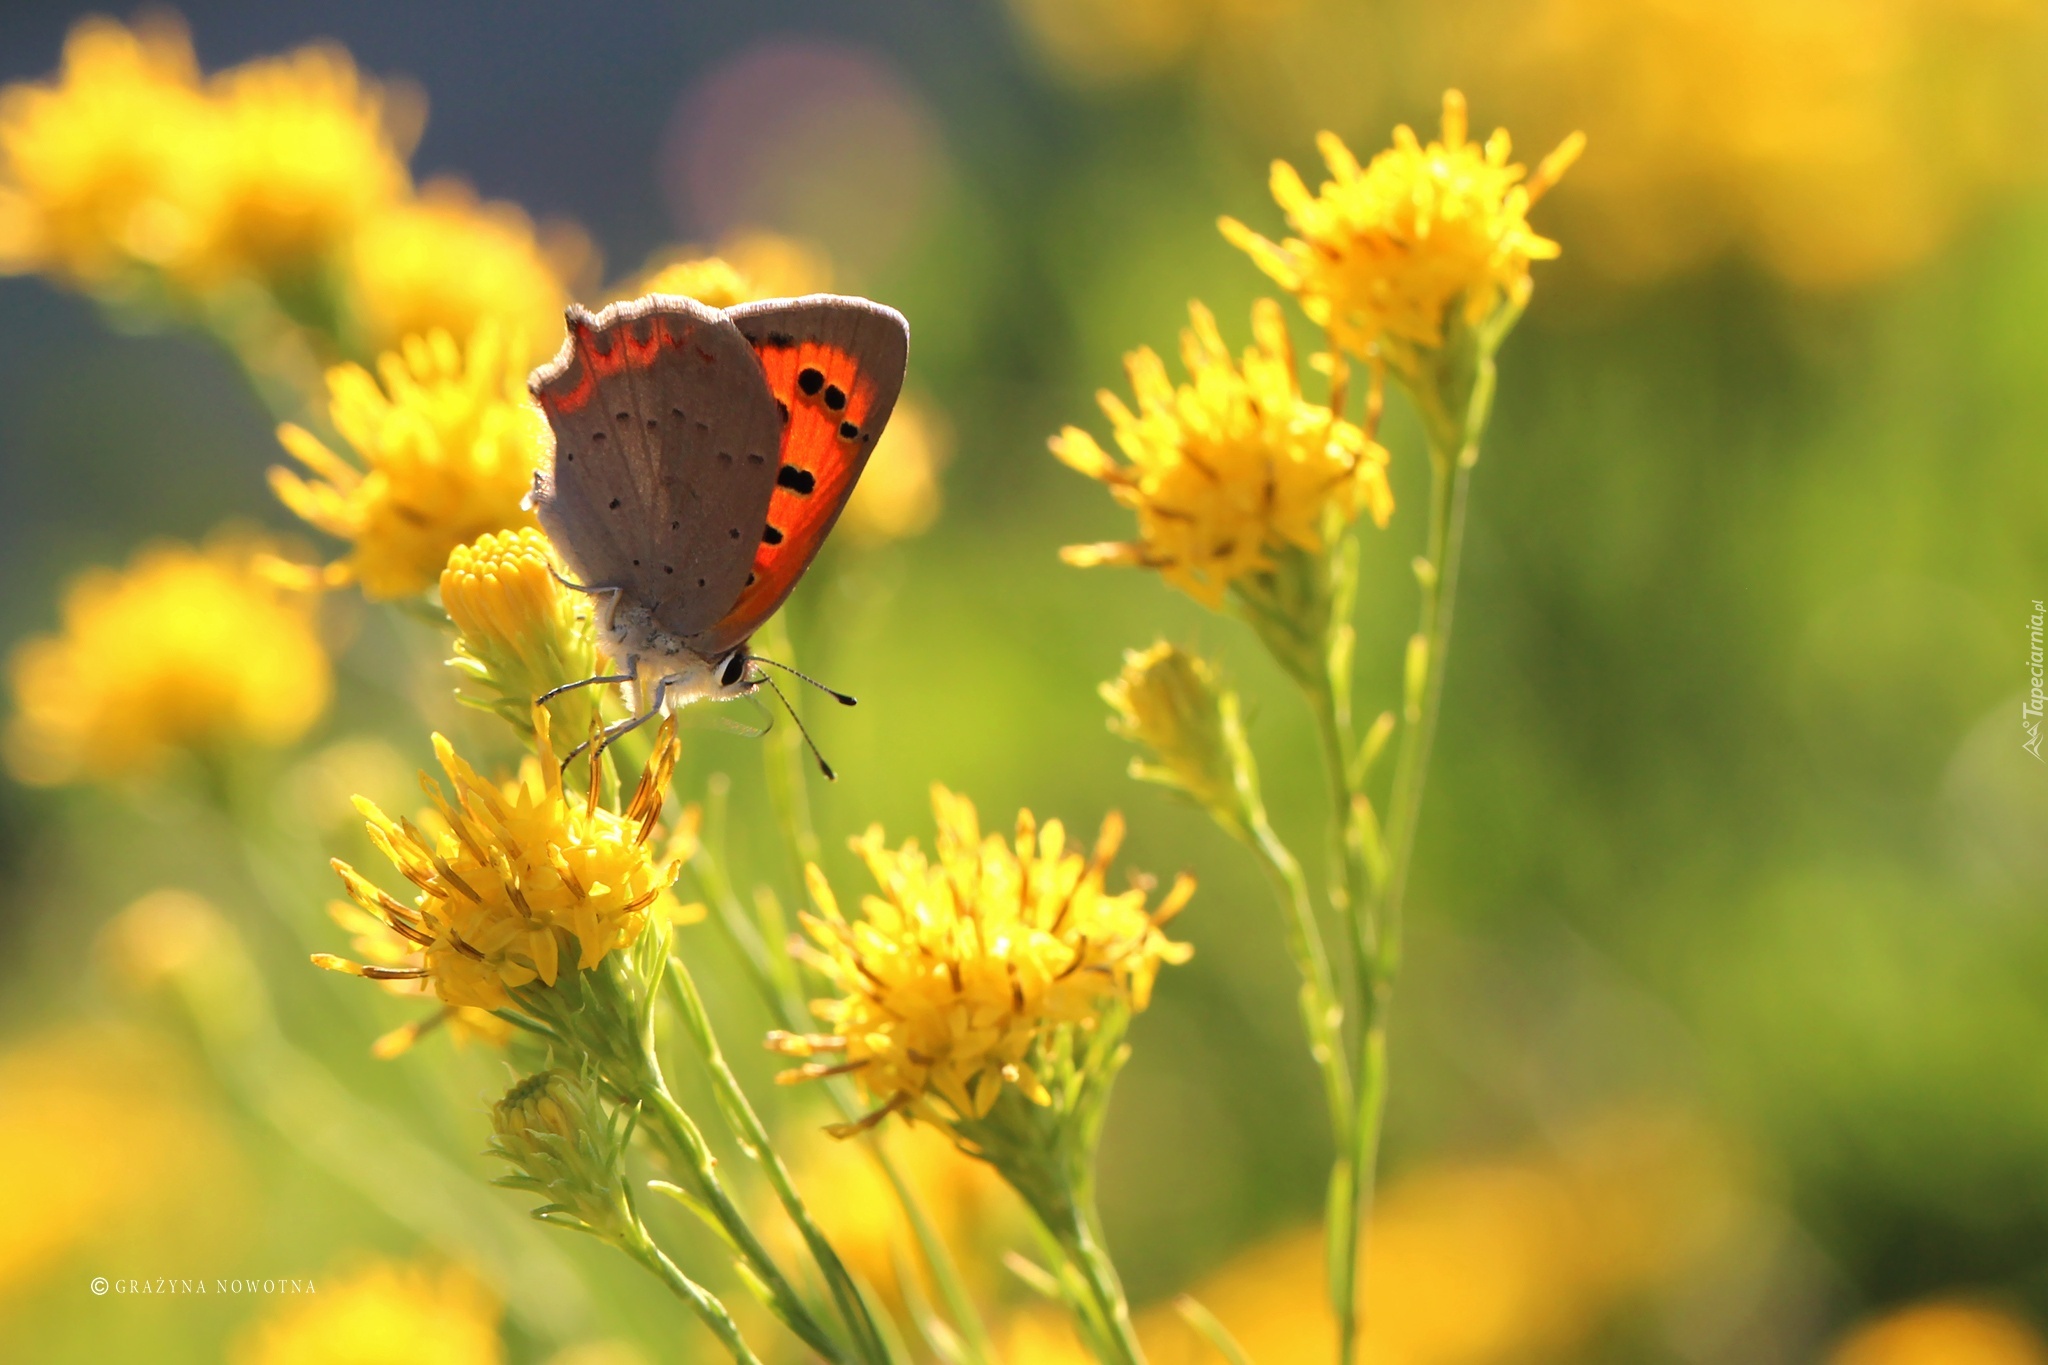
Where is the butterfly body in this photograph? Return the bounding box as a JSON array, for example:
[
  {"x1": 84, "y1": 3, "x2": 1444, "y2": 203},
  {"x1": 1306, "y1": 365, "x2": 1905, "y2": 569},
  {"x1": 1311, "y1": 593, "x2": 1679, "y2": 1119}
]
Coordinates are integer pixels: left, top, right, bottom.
[{"x1": 527, "y1": 291, "x2": 908, "y2": 718}]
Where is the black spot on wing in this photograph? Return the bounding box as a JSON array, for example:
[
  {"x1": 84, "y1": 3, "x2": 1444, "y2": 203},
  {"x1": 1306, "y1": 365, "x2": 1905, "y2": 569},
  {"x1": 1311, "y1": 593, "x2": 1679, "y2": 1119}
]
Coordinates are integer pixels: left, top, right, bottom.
[
  {"x1": 762, "y1": 524, "x2": 785, "y2": 546},
  {"x1": 797, "y1": 367, "x2": 825, "y2": 396},
  {"x1": 777, "y1": 465, "x2": 817, "y2": 495}
]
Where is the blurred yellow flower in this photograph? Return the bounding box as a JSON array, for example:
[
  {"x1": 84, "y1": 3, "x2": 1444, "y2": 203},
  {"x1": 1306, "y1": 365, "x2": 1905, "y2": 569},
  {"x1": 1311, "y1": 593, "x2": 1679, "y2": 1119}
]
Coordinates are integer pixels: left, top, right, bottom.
[
  {"x1": 0, "y1": 1022, "x2": 241, "y2": 1299},
  {"x1": 4, "y1": 534, "x2": 330, "y2": 786},
  {"x1": 1447, "y1": 0, "x2": 2048, "y2": 289},
  {"x1": 1054, "y1": 299, "x2": 1390, "y2": 608},
  {"x1": 632, "y1": 230, "x2": 833, "y2": 305},
  {"x1": 442, "y1": 528, "x2": 601, "y2": 737},
  {"x1": 233, "y1": 1258, "x2": 502, "y2": 1365},
  {"x1": 1223, "y1": 91, "x2": 1582, "y2": 359},
  {"x1": 842, "y1": 395, "x2": 951, "y2": 545},
  {"x1": 1829, "y1": 1300, "x2": 2048, "y2": 1365},
  {"x1": 771, "y1": 1120, "x2": 1022, "y2": 1309},
  {"x1": 0, "y1": 15, "x2": 208, "y2": 286},
  {"x1": 343, "y1": 181, "x2": 587, "y2": 364},
  {"x1": 177, "y1": 42, "x2": 417, "y2": 287},
  {"x1": 318, "y1": 711, "x2": 693, "y2": 1013},
  {"x1": 271, "y1": 322, "x2": 546, "y2": 600},
  {"x1": 639, "y1": 254, "x2": 753, "y2": 309},
  {"x1": 1138, "y1": 1108, "x2": 1739, "y2": 1365},
  {"x1": 772, "y1": 785, "x2": 1193, "y2": 1126}
]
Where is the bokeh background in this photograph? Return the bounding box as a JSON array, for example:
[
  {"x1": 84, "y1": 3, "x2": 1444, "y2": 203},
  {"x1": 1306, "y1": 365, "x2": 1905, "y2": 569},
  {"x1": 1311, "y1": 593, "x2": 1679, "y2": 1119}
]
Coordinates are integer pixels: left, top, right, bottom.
[{"x1": 1, "y1": 1, "x2": 2045, "y2": 1362}]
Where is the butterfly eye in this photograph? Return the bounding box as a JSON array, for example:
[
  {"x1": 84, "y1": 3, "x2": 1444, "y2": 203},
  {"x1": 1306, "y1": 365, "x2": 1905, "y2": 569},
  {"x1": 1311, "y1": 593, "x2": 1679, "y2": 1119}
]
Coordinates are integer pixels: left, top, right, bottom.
[{"x1": 720, "y1": 650, "x2": 749, "y2": 688}]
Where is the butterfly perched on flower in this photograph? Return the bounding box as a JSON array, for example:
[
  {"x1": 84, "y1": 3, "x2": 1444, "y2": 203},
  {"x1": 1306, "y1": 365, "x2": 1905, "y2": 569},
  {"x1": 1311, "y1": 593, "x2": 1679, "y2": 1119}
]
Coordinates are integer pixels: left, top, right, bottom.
[{"x1": 526, "y1": 292, "x2": 908, "y2": 761}]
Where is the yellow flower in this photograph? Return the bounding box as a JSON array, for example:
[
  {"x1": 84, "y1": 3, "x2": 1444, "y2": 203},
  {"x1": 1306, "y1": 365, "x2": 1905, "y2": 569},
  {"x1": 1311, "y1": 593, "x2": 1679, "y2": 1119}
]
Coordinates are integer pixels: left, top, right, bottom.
[
  {"x1": 1432, "y1": 0, "x2": 2048, "y2": 290},
  {"x1": 1053, "y1": 299, "x2": 1391, "y2": 608},
  {"x1": 772, "y1": 785, "x2": 1193, "y2": 1127},
  {"x1": 271, "y1": 322, "x2": 547, "y2": 600},
  {"x1": 342, "y1": 180, "x2": 588, "y2": 364},
  {"x1": 176, "y1": 42, "x2": 417, "y2": 287},
  {"x1": 1136, "y1": 1108, "x2": 1738, "y2": 1364},
  {"x1": 841, "y1": 396, "x2": 951, "y2": 545},
  {"x1": 4, "y1": 534, "x2": 330, "y2": 786},
  {"x1": 0, "y1": 15, "x2": 209, "y2": 286},
  {"x1": 637, "y1": 255, "x2": 754, "y2": 309},
  {"x1": 1221, "y1": 91, "x2": 1582, "y2": 358},
  {"x1": 0, "y1": 1022, "x2": 241, "y2": 1299},
  {"x1": 317, "y1": 710, "x2": 694, "y2": 1013},
  {"x1": 632, "y1": 230, "x2": 833, "y2": 305},
  {"x1": 441, "y1": 528, "x2": 601, "y2": 736},
  {"x1": 1100, "y1": 641, "x2": 1240, "y2": 824},
  {"x1": 1829, "y1": 1300, "x2": 2048, "y2": 1365},
  {"x1": 233, "y1": 1258, "x2": 502, "y2": 1365}
]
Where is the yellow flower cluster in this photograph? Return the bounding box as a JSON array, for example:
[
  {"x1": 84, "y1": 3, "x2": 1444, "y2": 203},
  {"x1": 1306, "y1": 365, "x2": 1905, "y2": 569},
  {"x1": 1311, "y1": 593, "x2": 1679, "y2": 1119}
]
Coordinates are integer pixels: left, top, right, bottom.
[
  {"x1": 0, "y1": 17, "x2": 411, "y2": 290},
  {"x1": 316, "y1": 712, "x2": 694, "y2": 1013},
  {"x1": 1100, "y1": 640, "x2": 1239, "y2": 823},
  {"x1": 441, "y1": 528, "x2": 599, "y2": 736},
  {"x1": 233, "y1": 1258, "x2": 501, "y2": 1365},
  {"x1": 1222, "y1": 91, "x2": 1582, "y2": 358},
  {"x1": 4, "y1": 535, "x2": 330, "y2": 786},
  {"x1": 272, "y1": 323, "x2": 547, "y2": 599},
  {"x1": 0, "y1": 16, "x2": 579, "y2": 363},
  {"x1": 773, "y1": 785, "x2": 1192, "y2": 1126},
  {"x1": 1053, "y1": 299, "x2": 1391, "y2": 607}
]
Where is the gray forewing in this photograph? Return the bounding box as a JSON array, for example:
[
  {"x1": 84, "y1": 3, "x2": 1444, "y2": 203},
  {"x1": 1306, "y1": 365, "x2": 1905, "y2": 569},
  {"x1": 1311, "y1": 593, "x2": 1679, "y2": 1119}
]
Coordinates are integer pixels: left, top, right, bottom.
[{"x1": 529, "y1": 294, "x2": 782, "y2": 639}]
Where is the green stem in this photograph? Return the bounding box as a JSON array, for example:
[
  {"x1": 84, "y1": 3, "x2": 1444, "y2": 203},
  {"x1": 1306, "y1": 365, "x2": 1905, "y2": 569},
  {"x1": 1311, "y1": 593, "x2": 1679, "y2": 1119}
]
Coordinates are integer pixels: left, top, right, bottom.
[
  {"x1": 663, "y1": 958, "x2": 893, "y2": 1365},
  {"x1": 1049, "y1": 1200, "x2": 1146, "y2": 1365},
  {"x1": 639, "y1": 1080, "x2": 850, "y2": 1364},
  {"x1": 619, "y1": 1222, "x2": 770, "y2": 1365},
  {"x1": 1330, "y1": 357, "x2": 1489, "y2": 1365}
]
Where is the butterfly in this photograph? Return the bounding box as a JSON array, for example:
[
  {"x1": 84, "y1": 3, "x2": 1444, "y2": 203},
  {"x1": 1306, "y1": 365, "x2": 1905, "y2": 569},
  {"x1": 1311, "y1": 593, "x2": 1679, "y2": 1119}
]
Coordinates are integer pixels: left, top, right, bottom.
[{"x1": 525, "y1": 292, "x2": 908, "y2": 764}]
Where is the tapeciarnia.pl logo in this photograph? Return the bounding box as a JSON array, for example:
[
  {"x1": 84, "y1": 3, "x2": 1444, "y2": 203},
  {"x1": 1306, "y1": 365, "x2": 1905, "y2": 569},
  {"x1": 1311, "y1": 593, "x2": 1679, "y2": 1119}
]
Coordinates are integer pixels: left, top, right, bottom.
[{"x1": 2026, "y1": 600, "x2": 2044, "y2": 761}]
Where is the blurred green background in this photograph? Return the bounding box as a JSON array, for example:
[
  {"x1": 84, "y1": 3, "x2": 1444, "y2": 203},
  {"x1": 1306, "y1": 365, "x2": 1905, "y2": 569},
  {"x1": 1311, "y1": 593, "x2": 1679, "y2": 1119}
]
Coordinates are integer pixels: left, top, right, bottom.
[{"x1": 1, "y1": 1, "x2": 2045, "y2": 1362}]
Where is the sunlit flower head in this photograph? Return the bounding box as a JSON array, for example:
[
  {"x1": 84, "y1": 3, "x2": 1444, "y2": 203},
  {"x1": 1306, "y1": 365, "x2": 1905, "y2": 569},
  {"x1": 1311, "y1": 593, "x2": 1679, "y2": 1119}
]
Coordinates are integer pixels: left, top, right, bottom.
[
  {"x1": 178, "y1": 42, "x2": 417, "y2": 287},
  {"x1": 233, "y1": 1258, "x2": 502, "y2": 1365},
  {"x1": 0, "y1": 15, "x2": 208, "y2": 286},
  {"x1": 1053, "y1": 299, "x2": 1391, "y2": 608},
  {"x1": 317, "y1": 710, "x2": 699, "y2": 1014},
  {"x1": 441, "y1": 528, "x2": 600, "y2": 737},
  {"x1": 771, "y1": 785, "x2": 1192, "y2": 1129},
  {"x1": 1221, "y1": 91, "x2": 1583, "y2": 358},
  {"x1": 343, "y1": 180, "x2": 588, "y2": 364},
  {"x1": 4, "y1": 534, "x2": 330, "y2": 787},
  {"x1": 271, "y1": 321, "x2": 547, "y2": 600}
]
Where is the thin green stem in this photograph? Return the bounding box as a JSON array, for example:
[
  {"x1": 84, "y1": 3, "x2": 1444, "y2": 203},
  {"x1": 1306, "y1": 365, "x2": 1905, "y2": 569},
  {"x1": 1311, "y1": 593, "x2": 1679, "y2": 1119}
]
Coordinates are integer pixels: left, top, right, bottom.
[
  {"x1": 663, "y1": 958, "x2": 893, "y2": 1365},
  {"x1": 619, "y1": 1222, "x2": 770, "y2": 1365},
  {"x1": 639, "y1": 1080, "x2": 850, "y2": 1364},
  {"x1": 1051, "y1": 1207, "x2": 1146, "y2": 1365}
]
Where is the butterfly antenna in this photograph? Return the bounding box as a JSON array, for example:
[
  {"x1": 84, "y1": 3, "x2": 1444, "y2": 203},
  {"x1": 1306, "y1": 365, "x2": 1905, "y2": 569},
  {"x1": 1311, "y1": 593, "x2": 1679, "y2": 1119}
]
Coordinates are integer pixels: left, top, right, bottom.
[
  {"x1": 750, "y1": 654, "x2": 857, "y2": 706},
  {"x1": 756, "y1": 672, "x2": 839, "y2": 781}
]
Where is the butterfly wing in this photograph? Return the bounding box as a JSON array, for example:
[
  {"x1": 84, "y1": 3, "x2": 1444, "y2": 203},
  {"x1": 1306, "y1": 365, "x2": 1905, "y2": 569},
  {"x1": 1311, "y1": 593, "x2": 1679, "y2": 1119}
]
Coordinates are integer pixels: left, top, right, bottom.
[
  {"x1": 696, "y1": 294, "x2": 910, "y2": 656},
  {"x1": 527, "y1": 294, "x2": 783, "y2": 641}
]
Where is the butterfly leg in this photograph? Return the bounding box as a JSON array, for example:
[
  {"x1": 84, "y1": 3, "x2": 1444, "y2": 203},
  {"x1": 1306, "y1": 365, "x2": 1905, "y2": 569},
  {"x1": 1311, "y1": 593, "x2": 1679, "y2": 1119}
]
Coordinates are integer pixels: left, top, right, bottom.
[
  {"x1": 535, "y1": 671, "x2": 634, "y2": 707},
  {"x1": 556, "y1": 673, "x2": 676, "y2": 773}
]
